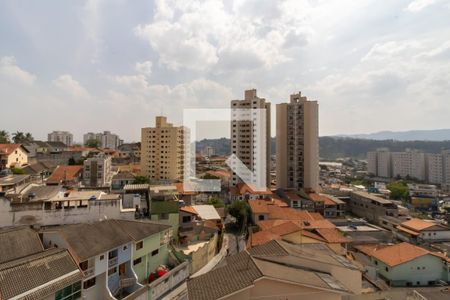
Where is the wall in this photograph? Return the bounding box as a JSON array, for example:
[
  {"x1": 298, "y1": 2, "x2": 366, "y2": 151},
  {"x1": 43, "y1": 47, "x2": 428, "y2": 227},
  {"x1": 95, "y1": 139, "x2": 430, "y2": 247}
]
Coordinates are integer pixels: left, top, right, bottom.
[
  {"x1": 374, "y1": 254, "x2": 446, "y2": 286},
  {"x1": 0, "y1": 199, "x2": 135, "y2": 228},
  {"x1": 419, "y1": 230, "x2": 450, "y2": 241},
  {"x1": 150, "y1": 213, "x2": 179, "y2": 238},
  {"x1": 190, "y1": 233, "x2": 218, "y2": 274}
]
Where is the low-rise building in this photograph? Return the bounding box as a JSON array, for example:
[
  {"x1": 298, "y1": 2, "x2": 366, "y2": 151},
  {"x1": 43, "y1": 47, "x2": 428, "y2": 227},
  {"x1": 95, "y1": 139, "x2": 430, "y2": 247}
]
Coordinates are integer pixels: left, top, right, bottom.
[
  {"x1": 397, "y1": 218, "x2": 450, "y2": 242},
  {"x1": 111, "y1": 171, "x2": 135, "y2": 190},
  {"x1": 83, "y1": 154, "x2": 113, "y2": 187},
  {"x1": 188, "y1": 240, "x2": 363, "y2": 300},
  {"x1": 46, "y1": 165, "x2": 83, "y2": 186},
  {"x1": 355, "y1": 242, "x2": 450, "y2": 287},
  {"x1": 348, "y1": 191, "x2": 399, "y2": 225},
  {"x1": 0, "y1": 144, "x2": 29, "y2": 168}
]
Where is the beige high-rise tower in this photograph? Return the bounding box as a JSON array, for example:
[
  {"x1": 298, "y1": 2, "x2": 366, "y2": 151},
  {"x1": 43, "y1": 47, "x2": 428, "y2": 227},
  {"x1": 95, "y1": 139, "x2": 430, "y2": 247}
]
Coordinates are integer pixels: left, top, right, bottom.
[
  {"x1": 141, "y1": 116, "x2": 188, "y2": 181},
  {"x1": 276, "y1": 92, "x2": 319, "y2": 191},
  {"x1": 231, "y1": 89, "x2": 271, "y2": 188}
]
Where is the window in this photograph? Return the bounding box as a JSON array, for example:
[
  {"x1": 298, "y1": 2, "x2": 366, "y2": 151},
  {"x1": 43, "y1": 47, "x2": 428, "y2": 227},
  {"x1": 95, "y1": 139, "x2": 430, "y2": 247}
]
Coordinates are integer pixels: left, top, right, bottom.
[
  {"x1": 160, "y1": 213, "x2": 169, "y2": 220},
  {"x1": 151, "y1": 249, "x2": 159, "y2": 256},
  {"x1": 108, "y1": 267, "x2": 117, "y2": 276},
  {"x1": 136, "y1": 241, "x2": 143, "y2": 250},
  {"x1": 385, "y1": 267, "x2": 389, "y2": 272},
  {"x1": 79, "y1": 261, "x2": 89, "y2": 271},
  {"x1": 99, "y1": 255, "x2": 104, "y2": 261},
  {"x1": 108, "y1": 249, "x2": 118, "y2": 259},
  {"x1": 133, "y1": 257, "x2": 142, "y2": 265},
  {"x1": 55, "y1": 281, "x2": 81, "y2": 300},
  {"x1": 182, "y1": 216, "x2": 191, "y2": 223},
  {"x1": 258, "y1": 215, "x2": 265, "y2": 221},
  {"x1": 123, "y1": 245, "x2": 128, "y2": 251},
  {"x1": 83, "y1": 278, "x2": 96, "y2": 289}
]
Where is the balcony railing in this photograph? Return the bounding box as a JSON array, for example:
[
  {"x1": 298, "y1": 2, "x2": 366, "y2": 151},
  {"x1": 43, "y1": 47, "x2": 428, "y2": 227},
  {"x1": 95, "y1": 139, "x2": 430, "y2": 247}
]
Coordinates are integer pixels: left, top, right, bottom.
[{"x1": 83, "y1": 267, "x2": 95, "y2": 278}]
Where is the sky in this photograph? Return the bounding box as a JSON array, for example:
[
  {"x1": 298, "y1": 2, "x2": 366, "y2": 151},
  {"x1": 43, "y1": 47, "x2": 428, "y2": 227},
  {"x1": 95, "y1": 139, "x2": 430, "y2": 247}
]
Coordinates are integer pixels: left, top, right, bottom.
[{"x1": 1, "y1": 0, "x2": 450, "y2": 142}]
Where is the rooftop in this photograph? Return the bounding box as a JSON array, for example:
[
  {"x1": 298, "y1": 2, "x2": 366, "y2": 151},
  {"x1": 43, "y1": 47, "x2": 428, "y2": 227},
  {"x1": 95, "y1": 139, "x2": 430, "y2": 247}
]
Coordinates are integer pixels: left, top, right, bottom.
[
  {"x1": 0, "y1": 248, "x2": 81, "y2": 300},
  {"x1": 400, "y1": 218, "x2": 446, "y2": 232},
  {"x1": 0, "y1": 227, "x2": 44, "y2": 264}
]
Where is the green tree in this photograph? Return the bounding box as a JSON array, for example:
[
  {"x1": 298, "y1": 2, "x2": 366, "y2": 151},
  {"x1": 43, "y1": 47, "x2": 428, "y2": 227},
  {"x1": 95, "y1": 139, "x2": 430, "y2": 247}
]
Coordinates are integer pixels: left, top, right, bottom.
[
  {"x1": 387, "y1": 180, "x2": 409, "y2": 201},
  {"x1": 207, "y1": 196, "x2": 224, "y2": 208},
  {"x1": 0, "y1": 130, "x2": 10, "y2": 143},
  {"x1": 202, "y1": 173, "x2": 220, "y2": 180},
  {"x1": 12, "y1": 131, "x2": 33, "y2": 143},
  {"x1": 85, "y1": 138, "x2": 101, "y2": 148},
  {"x1": 11, "y1": 167, "x2": 25, "y2": 174},
  {"x1": 227, "y1": 201, "x2": 250, "y2": 227},
  {"x1": 134, "y1": 176, "x2": 150, "y2": 184}
]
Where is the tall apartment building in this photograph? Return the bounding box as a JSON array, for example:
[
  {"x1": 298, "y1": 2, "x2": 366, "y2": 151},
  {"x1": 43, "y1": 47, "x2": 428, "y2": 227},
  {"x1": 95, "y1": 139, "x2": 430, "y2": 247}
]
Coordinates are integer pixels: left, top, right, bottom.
[
  {"x1": 426, "y1": 153, "x2": 443, "y2": 184},
  {"x1": 47, "y1": 131, "x2": 73, "y2": 146},
  {"x1": 83, "y1": 154, "x2": 113, "y2": 187},
  {"x1": 367, "y1": 148, "x2": 392, "y2": 178},
  {"x1": 230, "y1": 89, "x2": 271, "y2": 188},
  {"x1": 442, "y1": 150, "x2": 450, "y2": 191},
  {"x1": 141, "y1": 116, "x2": 188, "y2": 182},
  {"x1": 83, "y1": 131, "x2": 122, "y2": 149},
  {"x1": 391, "y1": 150, "x2": 425, "y2": 181},
  {"x1": 276, "y1": 92, "x2": 319, "y2": 191}
]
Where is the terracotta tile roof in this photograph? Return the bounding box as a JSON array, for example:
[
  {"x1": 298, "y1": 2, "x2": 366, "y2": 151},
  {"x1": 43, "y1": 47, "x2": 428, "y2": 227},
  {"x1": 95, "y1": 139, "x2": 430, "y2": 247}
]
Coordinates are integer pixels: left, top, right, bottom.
[
  {"x1": 0, "y1": 144, "x2": 28, "y2": 154},
  {"x1": 180, "y1": 206, "x2": 198, "y2": 215},
  {"x1": 46, "y1": 165, "x2": 83, "y2": 184},
  {"x1": 400, "y1": 218, "x2": 445, "y2": 232},
  {"x1": 397, "y1": 225, "x2": 420, "y2": 236},
  {"x1": 285, "y1": 192, "x2": 301, "y2": 201},
  {"x1": 206, "y1": 170, "x2": 231, "y2": 178},
  {"x1": 355, "y1": 243, "x2": 430, "y2": 267},
  {"x1": 174, "y1": 182, "x2": 197, "y2": 195},
  {"x1": 236, "y1": 183, "x2": 273, "y2": 195},
  {"x1": 249, "y1": 199, "x2": 270, "y2": 214},
  {"x1": 314, "y1": 228, "x2": 350, "y2": 244},
  {"x1": 250, "y1": 230, "x2": 281, "y2": 246}
]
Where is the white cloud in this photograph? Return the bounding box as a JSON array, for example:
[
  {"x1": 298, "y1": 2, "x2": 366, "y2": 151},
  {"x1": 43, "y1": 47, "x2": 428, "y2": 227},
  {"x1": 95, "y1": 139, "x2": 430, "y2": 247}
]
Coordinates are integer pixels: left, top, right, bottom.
[
  {"x1": 406, "y1": 0, "x2": 438, "y2": 12},
  {"x1": 0, "y1": 56, "x2": 36, "y2": 85},
  {"x1": 52, "y1": 74, "x2": 90, "y2": 98},
  {"x1": 135, "y1": 61, "x2": 153, "y2": 76}
]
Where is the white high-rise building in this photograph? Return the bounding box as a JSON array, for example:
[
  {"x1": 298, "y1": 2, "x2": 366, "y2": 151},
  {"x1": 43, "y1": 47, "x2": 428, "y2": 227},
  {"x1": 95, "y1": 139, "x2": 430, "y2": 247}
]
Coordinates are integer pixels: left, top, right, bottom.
[
  {"x1": 442, "y1": 150, "x2": 450, "y2": 191},
  {"x1": 276, "y1": 92, "x2": 319, "y2": 191},
  {"x1": 48, "y1": 131, "x2": 73, "y2": 146},
  {"x1": 83, "y1": 154, "x2": 113, "y2": 187},
  {"x1": 83, "y1": 131, "x2": 123, "y2": 149},
  {"x1": 230, "y1": 89, "x2": 271, "y2": 188},
  {"x1": 426, "y1": 153, "x2": 443, "y2": 184},
  {"x1": 391, "y1": 150, "x2": 425, "y2": 181}
]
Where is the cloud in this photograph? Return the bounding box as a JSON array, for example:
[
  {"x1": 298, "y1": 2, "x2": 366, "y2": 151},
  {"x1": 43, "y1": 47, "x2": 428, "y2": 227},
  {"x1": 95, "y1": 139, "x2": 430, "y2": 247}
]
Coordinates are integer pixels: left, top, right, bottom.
[
  {"x1": 0, "y1": 56, "x2": 36, "y2": 85},
  {"x1": 52, "y1": 74, "x2": 90, "y2": 98},
  {"x1": 135, "y1": 61, "x2": 153, "y2": 76},
  {"x1": 406, "y1": 0, "x2": 438, "y2": 12}
]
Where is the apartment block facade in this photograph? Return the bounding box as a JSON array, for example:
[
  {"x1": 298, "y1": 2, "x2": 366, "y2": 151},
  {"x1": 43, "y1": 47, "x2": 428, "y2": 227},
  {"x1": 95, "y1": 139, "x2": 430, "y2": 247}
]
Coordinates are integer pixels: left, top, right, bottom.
[
  {"x1": 276, "y1": 92, "x2": 319, "y2": 191},
  {"x1": 141, "y1": 116, "x2": 188, "y2": 182},
  {"x1": 230, "y1": 89, "x2": 271, "y2": 188},
  {"x1": 368, "y1": 149, "x2": 450, "y2": 190},
  {"x1": 83, "y1": 154, "x2": 113, "y2": 187},
  {"x1": 47, "y1": 130, "x2": 73, "y2": 146},
  {"x1": 83, "y1": 131, "x2": 123, "y2": 149}
]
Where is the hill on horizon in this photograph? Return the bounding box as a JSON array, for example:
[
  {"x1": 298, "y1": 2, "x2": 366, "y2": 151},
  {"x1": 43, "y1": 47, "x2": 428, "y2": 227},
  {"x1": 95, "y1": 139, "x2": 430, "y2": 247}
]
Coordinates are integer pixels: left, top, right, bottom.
[{"x1": 336, "y1": 129, "x2": 450, "y2": 141}]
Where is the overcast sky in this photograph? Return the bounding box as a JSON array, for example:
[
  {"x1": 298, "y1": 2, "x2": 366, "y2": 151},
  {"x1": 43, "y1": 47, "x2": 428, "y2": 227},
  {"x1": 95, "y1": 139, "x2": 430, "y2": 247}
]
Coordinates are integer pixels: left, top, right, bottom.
[{"x1": 1, "y1": 0, "x2": 450, "y2": 142}]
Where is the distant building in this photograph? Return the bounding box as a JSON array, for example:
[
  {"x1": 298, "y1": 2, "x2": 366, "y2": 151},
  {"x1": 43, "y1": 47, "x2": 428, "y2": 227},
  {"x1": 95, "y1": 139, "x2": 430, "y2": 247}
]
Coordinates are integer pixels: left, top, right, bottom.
[
  {"x1": 348, "y1": 191, "x2": 399, "y2": 225},
  {"x1": 47, "y1": 130, "x2": 73, "y2": 146},
  {"x1": 397, "y1": 218, "x2": 450, "y2": 242},
  {"x1": 83, "y1": 131, "x2": 123, "y2": 149},
  {"x1": 276, "y1": 92, "x2": 319, "y2": 191},
  {"x1": 83, "y1": 154, "x2": 113, "y2": 187},
  {"x1": 0, "y1": 144, "x2": 29, "y2": 169},
  {"x1": 201, "y1": 146, "x2": 215, "y2": 157},
  {"x1": 140, "y1": 116, "x2": 189, "y2": 182},
  {"x1": 391, "y1": 150, "x2": 425, "y2": 181},
  {"x1": 231, "y1": 89, "x2": 271, "y2": 188}
]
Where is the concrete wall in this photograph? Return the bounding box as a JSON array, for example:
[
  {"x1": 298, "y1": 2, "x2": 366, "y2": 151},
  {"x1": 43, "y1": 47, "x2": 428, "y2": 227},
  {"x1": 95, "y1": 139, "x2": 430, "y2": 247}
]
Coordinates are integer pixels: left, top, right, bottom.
[{"x1": 190, "y1": 233, "x2": 218, "y2": 274}]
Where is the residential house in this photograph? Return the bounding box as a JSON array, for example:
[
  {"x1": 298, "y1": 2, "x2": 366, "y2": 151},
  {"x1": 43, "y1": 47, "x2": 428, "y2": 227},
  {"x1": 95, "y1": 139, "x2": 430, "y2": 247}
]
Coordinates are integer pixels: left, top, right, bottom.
[
  {"x1": 0, "y1": 227, "x2": 83, "y2": 300},
  {"x1": 46, "y1": 165, "x2": 83, "y2": 186},
  {"x1": 112, "y1": 172, "x2": 136, "y2": 190},
  {"x1": 0, "y1": 174, "x2": 32, "y2": 194},
  {"x1": 397, "y1": 218, "x2": 450, "y2": 242},
  {"x1": 0, "y1": 187, "x2": 135, "y2": 228},
  {"x1": 355, "y1": 242, "x2": 450, "y2": 287},
  {"x1": 150, "y1": 200, "x2": 180, "y2": 239},
  {"x1": 229, "y1": 183, "x2": 273, "y2": 202},
  {"x1": 0, "y1": 144, "x2": 29, "y2": 168},
  {"x1": 42, "y1": 220, "x2": 144, "y2": 300},
  {"x1": 188, "y1": 239, "x2": 362, "y2": 300}
]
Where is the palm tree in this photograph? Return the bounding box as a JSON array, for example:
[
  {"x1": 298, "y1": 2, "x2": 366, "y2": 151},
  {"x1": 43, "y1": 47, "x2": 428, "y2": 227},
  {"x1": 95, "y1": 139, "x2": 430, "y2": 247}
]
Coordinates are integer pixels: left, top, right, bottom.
[
  {"x1": 24, "y1": 132, "x2": 34, "y2": 142},
  {"x1": 0, "y1": 130, "x2": 10, "y2": 143},
  {"x1": 12, "y1": 131, "x2": 25, "y2": 143}
]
